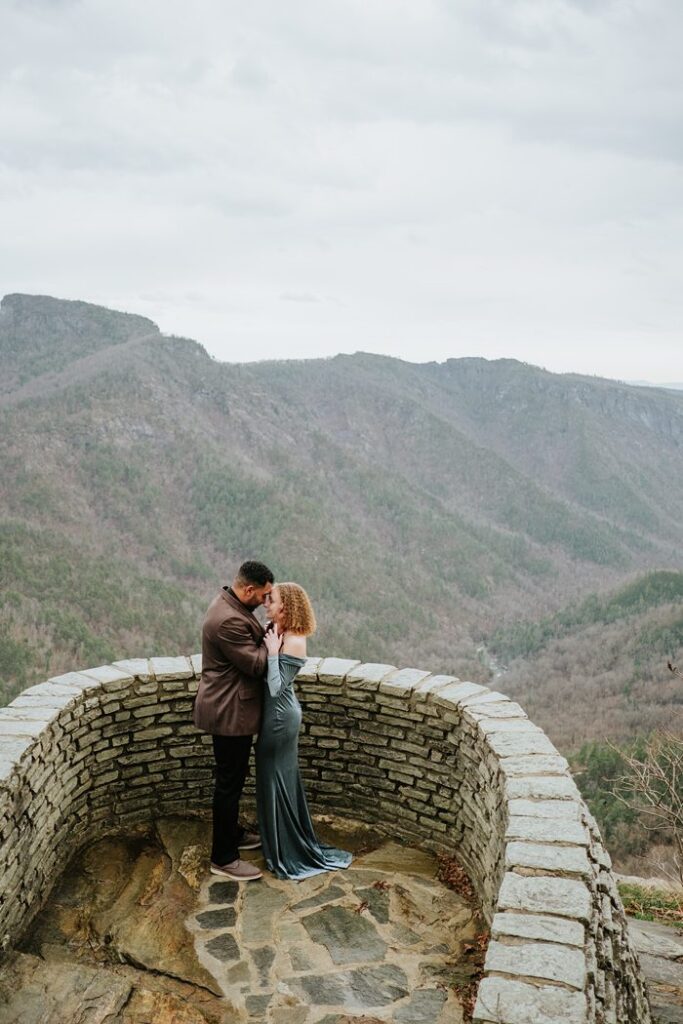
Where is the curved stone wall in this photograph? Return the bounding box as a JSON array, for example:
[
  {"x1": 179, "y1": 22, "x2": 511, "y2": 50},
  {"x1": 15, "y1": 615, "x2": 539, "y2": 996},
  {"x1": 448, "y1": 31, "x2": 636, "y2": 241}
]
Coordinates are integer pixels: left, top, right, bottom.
[{"x1": 0, "y1": 655, "x2": 650, "y2": 1023}]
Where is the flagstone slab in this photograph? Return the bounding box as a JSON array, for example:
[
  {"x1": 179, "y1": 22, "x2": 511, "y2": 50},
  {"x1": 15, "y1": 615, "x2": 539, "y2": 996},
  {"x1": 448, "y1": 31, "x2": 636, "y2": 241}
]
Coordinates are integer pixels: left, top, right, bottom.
[
  {"x1": 390, "y1": 923, "x2": 421, "y2": 945},
  {"x1": 246, "y1": 993, "x2": 272, "y2": 1017},
  {"x1": 355, "y1": 885, "x2": 390, "y2": 923},
  {"x1": 208, "y1": 880, "x2": 239, "y2": 904},
  {"x1": 301, "y1": 906, "x2": 387, "y2": 965},
  {"x1": 290, "y1": 946, "x2": 314, "y2": 971},
  {"x1": 394, "y1": 987, "x2": 448, "y2": 1023},
  {"x1": 195, "y1": 907, "x2": 236, "y2": 929},
  {"x1": 291, "y1": 884, "x2": 346, "y2": 913},
  {"x1": 287, "y1": 964, "x2": 409, "y2": 1008},
  {"x1": 252, "y1": 945, "x2": 276, "y2": 988},
  {"x1": 204, "y1": 932, "x2": 239, "y2": 963},
  {"x1": 242, "y1": 884, "x2": 289, "y2": 944}
]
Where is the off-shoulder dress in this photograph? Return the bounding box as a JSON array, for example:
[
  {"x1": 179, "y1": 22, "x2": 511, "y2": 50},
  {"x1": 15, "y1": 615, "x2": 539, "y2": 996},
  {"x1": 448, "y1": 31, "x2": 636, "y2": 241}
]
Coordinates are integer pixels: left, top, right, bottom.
[{"x1": 255, "y1": 653, "x2": 352, "y2": 880}]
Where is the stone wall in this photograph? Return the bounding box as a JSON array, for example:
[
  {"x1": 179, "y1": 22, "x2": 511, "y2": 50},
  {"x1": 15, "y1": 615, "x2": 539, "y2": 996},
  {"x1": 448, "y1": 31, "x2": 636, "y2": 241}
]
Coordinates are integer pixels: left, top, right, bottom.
[{"x1": 0, "y1": 655, "x2": 651, "y2": 1023}]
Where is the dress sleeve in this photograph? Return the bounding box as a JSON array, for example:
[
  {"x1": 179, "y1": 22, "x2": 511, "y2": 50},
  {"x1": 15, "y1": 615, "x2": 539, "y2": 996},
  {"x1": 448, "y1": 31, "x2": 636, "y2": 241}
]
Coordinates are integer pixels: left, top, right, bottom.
[{"x1": 266, "y1": 655, "x2": 283, "y2": 697}]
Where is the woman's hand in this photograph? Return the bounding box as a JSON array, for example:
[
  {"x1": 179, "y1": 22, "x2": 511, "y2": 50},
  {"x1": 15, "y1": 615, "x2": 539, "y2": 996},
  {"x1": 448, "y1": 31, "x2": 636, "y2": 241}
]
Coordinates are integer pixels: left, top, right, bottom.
[{"x1": 264, "y1": 623, "x2": 282, "y2": 656}]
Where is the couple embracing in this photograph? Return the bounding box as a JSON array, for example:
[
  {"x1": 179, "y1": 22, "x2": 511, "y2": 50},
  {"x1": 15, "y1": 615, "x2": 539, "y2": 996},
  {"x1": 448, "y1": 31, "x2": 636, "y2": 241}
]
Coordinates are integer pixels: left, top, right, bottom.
[{"x1": 193, "y1": 560, "x2": 352, "y2": 882}]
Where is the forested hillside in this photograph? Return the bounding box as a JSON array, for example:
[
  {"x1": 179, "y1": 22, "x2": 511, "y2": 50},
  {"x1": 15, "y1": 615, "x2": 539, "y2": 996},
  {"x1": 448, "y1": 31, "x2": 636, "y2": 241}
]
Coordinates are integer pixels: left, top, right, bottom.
[
  {"x1": 1, "y1": 294, "x2": 682, "y2": 757},
  {"x1": 490, "y1": 571, "x2": 683, "y2": 749}
]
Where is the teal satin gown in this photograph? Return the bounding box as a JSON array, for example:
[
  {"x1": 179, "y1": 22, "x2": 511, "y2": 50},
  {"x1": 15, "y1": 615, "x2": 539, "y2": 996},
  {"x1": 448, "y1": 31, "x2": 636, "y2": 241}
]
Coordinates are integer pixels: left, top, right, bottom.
[{"x1": 255, "y1": 653, "x2": 353, "y2": 880}]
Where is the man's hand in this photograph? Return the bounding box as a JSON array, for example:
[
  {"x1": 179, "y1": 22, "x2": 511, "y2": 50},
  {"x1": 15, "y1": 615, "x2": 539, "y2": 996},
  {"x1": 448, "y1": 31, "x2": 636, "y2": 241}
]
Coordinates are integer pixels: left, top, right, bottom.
[{"x1": 264, "y1": 623, "x2": 282, "y2": 656}]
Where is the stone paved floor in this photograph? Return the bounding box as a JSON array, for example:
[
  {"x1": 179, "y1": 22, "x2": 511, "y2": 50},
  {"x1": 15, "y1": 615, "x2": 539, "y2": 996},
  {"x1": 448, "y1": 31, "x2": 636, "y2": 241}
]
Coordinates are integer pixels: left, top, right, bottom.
[
  {"x1": 0, "y1": 815, "x2": 484, "y2": 1024},
  {"x1": 627, "y1": 918, "x2": 683, "y2": 1024},
  {"x1": 188, "y1": 821, "x2": 481, "y2": 1023}
]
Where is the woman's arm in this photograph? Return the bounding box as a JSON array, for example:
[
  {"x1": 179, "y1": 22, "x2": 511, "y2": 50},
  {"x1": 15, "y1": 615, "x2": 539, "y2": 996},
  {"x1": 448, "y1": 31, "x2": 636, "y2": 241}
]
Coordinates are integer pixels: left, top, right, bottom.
[
  {"x1": 264, "y1": 624, "x2": 284, "y2": 697},
  {"x1": 266, "y1": 655, "x2": 283, "y2": 698}
]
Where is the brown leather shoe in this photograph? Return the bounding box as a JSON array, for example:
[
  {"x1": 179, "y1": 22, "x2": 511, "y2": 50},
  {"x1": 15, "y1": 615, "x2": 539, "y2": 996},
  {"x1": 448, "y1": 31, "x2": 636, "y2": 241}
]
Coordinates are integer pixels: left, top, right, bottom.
[
  {"x1": 238, "y1": 830, "x2": 261, "y2": 851},
  {"x1": 210, "y1": 859, "x2": 262, "y2": 881}
]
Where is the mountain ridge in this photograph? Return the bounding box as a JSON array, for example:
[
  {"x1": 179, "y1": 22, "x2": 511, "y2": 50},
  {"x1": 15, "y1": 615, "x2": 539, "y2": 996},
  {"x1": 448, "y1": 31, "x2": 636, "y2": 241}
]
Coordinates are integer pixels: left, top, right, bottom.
[{"x1": 1, "y1": 294, "x2": 681, "y2": 750}]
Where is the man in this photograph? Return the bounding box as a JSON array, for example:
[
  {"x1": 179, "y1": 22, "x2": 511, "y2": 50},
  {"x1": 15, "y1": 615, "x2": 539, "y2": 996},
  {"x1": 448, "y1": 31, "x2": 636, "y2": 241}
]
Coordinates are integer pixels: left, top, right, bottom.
[{"x1": 194, "y1": 560, "x2": 274, "y2": 881}]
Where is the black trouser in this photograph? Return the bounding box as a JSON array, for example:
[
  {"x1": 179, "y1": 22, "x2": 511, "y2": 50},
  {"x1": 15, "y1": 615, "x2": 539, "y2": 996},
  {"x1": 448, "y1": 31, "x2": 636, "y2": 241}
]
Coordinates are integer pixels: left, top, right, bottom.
[{"x1": 211, "y1": 733, "x2": 253, "y2": 865}]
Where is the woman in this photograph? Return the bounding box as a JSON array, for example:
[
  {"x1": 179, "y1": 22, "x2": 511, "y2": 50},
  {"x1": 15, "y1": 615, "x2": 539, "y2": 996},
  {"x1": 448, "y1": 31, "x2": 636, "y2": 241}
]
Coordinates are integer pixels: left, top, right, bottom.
[{"x1": 256, "y1": 582, "x2": 352, "y2": 880}]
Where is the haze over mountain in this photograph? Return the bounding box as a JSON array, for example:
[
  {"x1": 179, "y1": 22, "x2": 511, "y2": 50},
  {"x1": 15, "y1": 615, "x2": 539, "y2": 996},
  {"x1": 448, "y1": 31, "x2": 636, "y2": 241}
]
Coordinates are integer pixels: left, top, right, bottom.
[
  {"x1": 1, "y1": 293, "x2": 682, "y2": 750},
  {"x1": 626, "y1": 381, "x2": 683, "y2": 391}
]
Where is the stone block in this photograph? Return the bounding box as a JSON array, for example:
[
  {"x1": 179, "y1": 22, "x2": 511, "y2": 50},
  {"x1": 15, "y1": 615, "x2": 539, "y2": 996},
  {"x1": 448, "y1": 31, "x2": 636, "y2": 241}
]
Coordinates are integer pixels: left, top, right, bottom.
[
  {"x1": 113, "y1": 658, "x2": 153, "y2": 681},
  {"x1": 94, "y1": 748, "x2": 119, "y2": 764},
  {"x1": 0, "y1": 737, "x2": 33, "y2": 783},
  {"x1": 380, "y1": 668, "x2": 431, "y2": 698},
  {"x1": 373, "y1": 697, "x2": 422, "y2": 719},
  {"x1": 413, "y1": 674, "x2": 458, "y2": 701},
  {"x1": 491, "y1": 911, "x2": 584, "y2": 947},
  {"x1": 459, "y1": 689, "x2": 509, "y2": 707},
  {"x1": 508, "y1": 798, "x2": 582, "y2": 820},
  {"x1": 346, "y1": 663, "x2": 397, "y2": 687},
  {"x1": 132, "y1": 704, "x2": 171, "y2": 718},
  {"x1": 136, "y1": 726, "x2": 173, "y2": 741},
  {"x1": 295, "y1": 657, "x2": 323, "y2": 681},
  {"x1": 474, "y1": 977, "x2": 587, "y2": 1024},
  {"x1": 485, "y1": 938, "x2": 586, "y2": 989},
  {"x1": 190, "y1": 653, "x2": 202, "y2": 676},
  {"x1": 317, "y1": 658, "x2": 361, "y2": 682},
  {"x1": 9, "y1": 690, "x2": 75, "y2": 711},
  {"x1": 433, "y1": 681, "x2": 488, "y2": 709},
  {"x1": 131, "y1": 681, "x2": 158, "y2": 698},
  {"x1": 48, "y1": 671, "x2": 102, "y2": 692},
  {"x1": 0, "y1": 716, "x2": 49, "y2": 737},
  {"x1": 477, "y1": 718, "x2": 544, "y2": 736},
  {"x1": 81, "y1": 664, "x2": 134, "y2": 685},
  {"x1": 506, "y1": 815, "x2": 588, "y2": 846},
  {"x1": 505, "y1": 775, "x2": 579, "y2": 801},
  {"x1": 466, "y1": 701, "x2": 528, "y2": 721},
  {"x1": 118, "y1": 749, "x2": 166, "y2": 766},
  {"x1": 498, "y1": 873, "x2": 592, "y2": 921},
  {"x1": 149, "y1": 656, "x2": 194, "y2": 680},
  {"x1": 499, "y1": 753, "x2": 569, "y2": 776},
  {"x1": 486, "y1": 731, "x2": 559, "y2": 758},
  {"x1": 506, "y1": 841, "x2": 591, "y2": 876},
  {"x1": 21, "y1": 681, "x2": 82, "y2": 698}
]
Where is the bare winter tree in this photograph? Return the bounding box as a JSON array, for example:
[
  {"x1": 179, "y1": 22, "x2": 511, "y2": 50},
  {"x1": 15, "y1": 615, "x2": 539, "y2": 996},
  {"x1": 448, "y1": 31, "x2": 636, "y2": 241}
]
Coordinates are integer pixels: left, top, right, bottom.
[{"x1": 610, "y1": 661, "x2": 683, "y2": 886}]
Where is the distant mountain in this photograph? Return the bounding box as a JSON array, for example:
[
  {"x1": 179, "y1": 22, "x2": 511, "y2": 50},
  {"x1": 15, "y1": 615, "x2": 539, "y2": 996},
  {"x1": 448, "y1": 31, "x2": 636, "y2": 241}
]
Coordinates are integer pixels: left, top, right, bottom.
[
  {"x1": 625, "y1": 380, "x2": 683, "y2": 391},
  {"x1": 1, "y1": 293, "x2": 682, "y2": 745}
]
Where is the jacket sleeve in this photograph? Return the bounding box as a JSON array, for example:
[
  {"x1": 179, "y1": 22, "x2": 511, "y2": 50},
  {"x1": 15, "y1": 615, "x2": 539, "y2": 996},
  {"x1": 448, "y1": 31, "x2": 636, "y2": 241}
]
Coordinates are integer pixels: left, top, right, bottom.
[{"x1": 215, "y1": 618, "x2": 267, "y2": 679}]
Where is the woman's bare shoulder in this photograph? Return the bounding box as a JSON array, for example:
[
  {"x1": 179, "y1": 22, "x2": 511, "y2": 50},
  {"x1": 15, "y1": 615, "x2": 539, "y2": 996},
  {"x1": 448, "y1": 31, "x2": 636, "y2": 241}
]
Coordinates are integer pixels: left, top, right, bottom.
[{"x1": 282, "y1": 634, "x2": 307, "y2": 657}]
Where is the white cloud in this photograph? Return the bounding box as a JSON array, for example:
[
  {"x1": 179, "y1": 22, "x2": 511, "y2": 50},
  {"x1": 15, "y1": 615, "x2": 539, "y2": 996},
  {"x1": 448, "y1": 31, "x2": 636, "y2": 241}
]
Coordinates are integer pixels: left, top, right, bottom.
[{"x1": 1, "y1": 0, "x2": 682, "y2": 379}]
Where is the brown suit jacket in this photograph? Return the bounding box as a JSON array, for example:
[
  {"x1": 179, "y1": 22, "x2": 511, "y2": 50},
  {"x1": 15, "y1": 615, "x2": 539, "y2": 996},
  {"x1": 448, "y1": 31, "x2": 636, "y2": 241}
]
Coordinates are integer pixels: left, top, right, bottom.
[{"x1": 193, "y1": 587, "x2": 267, "y2": 736}]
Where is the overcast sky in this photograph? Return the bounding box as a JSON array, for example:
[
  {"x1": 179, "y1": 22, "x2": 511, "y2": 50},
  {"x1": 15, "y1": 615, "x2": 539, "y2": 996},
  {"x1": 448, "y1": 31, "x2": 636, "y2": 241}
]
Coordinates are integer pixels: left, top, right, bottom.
[{"x1": 1, "y1": 0, "x2": 682, "y2": 380}]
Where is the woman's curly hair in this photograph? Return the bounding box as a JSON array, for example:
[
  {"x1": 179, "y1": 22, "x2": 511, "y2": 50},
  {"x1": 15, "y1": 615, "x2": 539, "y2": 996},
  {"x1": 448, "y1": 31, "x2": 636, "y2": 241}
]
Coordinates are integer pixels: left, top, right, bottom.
[{"x1": 277, "y1": 582, "x2": 317, "y2": 636}]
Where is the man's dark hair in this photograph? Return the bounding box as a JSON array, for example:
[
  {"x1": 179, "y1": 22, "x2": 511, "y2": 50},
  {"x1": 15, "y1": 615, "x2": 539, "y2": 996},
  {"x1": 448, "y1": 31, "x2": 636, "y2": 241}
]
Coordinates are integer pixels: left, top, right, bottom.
[{"x1": 235, "y1": 560, "x2": 274, "y2": 587}]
